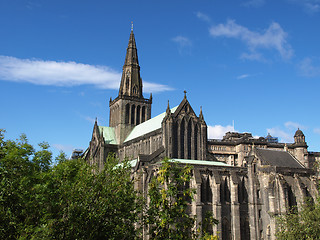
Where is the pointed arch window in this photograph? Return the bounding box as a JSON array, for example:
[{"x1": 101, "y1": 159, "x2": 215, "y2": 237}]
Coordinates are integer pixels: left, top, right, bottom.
[
  {"x1": 133, "y1": 85, "x2": 138, "y2": 96},
  {"x1": 136, "y1": 105, "x2": 141, "y2": 124},
  {"x1": 142, "y1": 106, "x2": 146, "y2": 123},
  {"x1": 194, "y1": 124, "x2": 198, "y2": 160},
  {"x1": 180, "y1": 119, "x2": 185, "y2": 159},
  {"x1": 125, "y1": 104, "x2": 130, "y2": 124},
  {"x1": 287, "y1": 185, "x2": 297, "y2": 211},
  {"x1": 222, "y1": 178, "x2": 231, "y2": 203},
  {"x1": 131, "y1": 105, "x2": 135, "y2": 124},
  {"x1": 187, "y1": 120, "x2": 192, "y2": 159},
  {"x1": 201, "y1": 175, "x2": 212, "y2": 203}
]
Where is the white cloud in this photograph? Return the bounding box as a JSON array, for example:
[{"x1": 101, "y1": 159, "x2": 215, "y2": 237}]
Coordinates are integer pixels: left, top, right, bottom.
[
  {"x1": 288, "y1": 0, "x2": 320, "y2": 13},
  {"x1": 196, "y1": 12, "x2": 211, "y2": 23},
  {"x1": 144, "y1": 82, "x2": 174, "y2": 93},
  {"x1": 83, "y1": 116, "x2": 96, "y2": 124},
  {"x1": 237, "y1": 74, "x2": 250, "y2": 79},
  {"x1": 299, "y1": 57, "x2": 320, "y2": 77},
  {"x1": 284, "y1": 121, "x2": 306, "y2": 130},
  {"x1": 0, "y1": 55, "x2": 172, "y2": 93},
  {"x1": 240, "y1": 52, "x2": 267, "y2": 62},
  {"x1": 267, "y1": 121, "x2": 307, "y2": 143},
  {"x1": 208, "y1": 125, "x2": 235, "y2": 139},
  {"x1": 172, "y1": 36, "x2": 192, "y2": 55},
  {"x1": 209, "y1": 20, "x2": 293, "y2": 60},
  {"x1": 267, "y1": 127, "x2": 293, "y2": 142},
  {"x1": 172, "y1": 36, "x2": 192, "y2": 47}
]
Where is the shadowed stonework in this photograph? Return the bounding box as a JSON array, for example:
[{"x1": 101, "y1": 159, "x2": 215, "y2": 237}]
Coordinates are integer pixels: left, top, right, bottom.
[{"x1": 84, "y1": 30, "x2": 319, "y2": 240}]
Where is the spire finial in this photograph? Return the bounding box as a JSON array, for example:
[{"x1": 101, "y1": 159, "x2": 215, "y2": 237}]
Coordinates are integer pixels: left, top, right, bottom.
[
  {"x1": 199, "y1": 106, "x2": 204, "y2": 121},
  {"x1": 184, "y1": 90, "x2": 187, "y2": 99},
  {"x1": 131, "y1": 21, "x2": 133, "y2": 31},
  {"x1": 166, "y1": 100, "x2": 170, "y2": 114}
]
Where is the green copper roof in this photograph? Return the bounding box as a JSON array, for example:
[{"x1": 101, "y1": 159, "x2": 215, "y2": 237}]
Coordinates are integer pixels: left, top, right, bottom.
[
  {"x1": 98, "y1": 126, "x2": 117, "y2": 144},
  {"x1": 124, "y1": 106, "x2": 178, "y2": 143},
  {"x1": 115, "y1": 159, "x2": 138, "y2": 169},
  {"x1": 129, "y1": 159, "x2": 138, "y2": 168},
  {"x1": 169, "y1": 159, "x2": 232, "y2": 167},
  {"x1": 126, "y1": 158, "x2": 231, "y2": 169}
]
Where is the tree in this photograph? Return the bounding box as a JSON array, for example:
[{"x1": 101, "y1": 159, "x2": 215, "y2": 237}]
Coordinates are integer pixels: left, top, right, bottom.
[
  {"x1": 0, "y1": 130, "x2": 141, "y2": 240},
  {"x1": 276, "y1": 198, "x2": 320, "y2": 240},
  {"x1": 31, "y1": 154, "x2": 142, "y2": 240},
  {"x1": 146, "y1": 158, "x2": 218, "y2": 240},
  {"x1": 0, "y1": 129, "x2": 52, "y2": 239}
]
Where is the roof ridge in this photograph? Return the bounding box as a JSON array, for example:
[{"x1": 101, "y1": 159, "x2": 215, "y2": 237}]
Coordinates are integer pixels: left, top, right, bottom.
[{"x1": 124, "y1": 105, "x2": 178, "y2": 143}]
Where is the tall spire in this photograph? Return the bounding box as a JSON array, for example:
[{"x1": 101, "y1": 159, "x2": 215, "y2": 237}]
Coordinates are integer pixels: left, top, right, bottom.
[
  {"x1": 124, "y1": 29, "x2": 139, "y2": 67},
  {"x1": 118, "y1": 27, "x2": 143, "y2": 98}
]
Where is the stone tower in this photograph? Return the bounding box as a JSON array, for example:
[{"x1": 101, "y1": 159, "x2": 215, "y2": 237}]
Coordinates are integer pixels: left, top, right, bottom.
[
  {"x1": 109, "y1": 29, "x2": 152, "y2": 144},
  {"x1": 293, "y1": 128, "x2": 308, "y2": 167}
]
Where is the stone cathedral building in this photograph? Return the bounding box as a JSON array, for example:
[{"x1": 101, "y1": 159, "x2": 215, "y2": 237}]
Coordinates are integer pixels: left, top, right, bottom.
[{"x1": 84, "y1": 30, "x2": 319, "y2": 240}]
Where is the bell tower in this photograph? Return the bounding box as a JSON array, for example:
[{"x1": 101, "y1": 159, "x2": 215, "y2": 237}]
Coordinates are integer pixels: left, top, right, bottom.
[{"x1": 109, "y1": 27, "x2": 152, "y2": 144}]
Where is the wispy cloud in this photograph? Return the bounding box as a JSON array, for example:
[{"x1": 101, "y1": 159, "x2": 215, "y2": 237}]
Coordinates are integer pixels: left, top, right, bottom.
[
  {"x1": 288, "y1": 0, "x2": 320, "y2": 14},
  {"x1": 299, "y1": 57, "x2": 320, "y2": 77},
  {"x1": 267, "y1": 127, "x2": 293, "y2": 142},
  {"x1": 243, "y1": 0, "x2": 266, "y2": 7},
  {"x1": 83, "y1": 116, "x2": 96, "y2": 124},
  {"x1": 208, "y1": 125, "x2": 235, "y2": 139},
  {"x1": 172, "y1": 36, "x2": 192, "y2": 55},
  {"x1": 267, "y1": 121, "x2": 306, "y2": 142},
  {"x1": 284, "y1": 121, "x2": 306, "y2": 130},
  {"x1": 52, "y1": 143, "x2": 75, "y2": 153},
  {"x1": 0, "y1": 55, "x2": 172, "y2": 93},
  {"x1": 144, "y1": 82, "x2": 173, "y2": 92},
  {"x1": 240, "y1": 52, "x2": 267, "y2": 62},
  {"x1": 172, "y1": 36, "x2": 192, "y2": 47},
  {"x1": 314, "y1": 128, "x2": 320, "y2": 135},
  {"x1": 237, "y1": 74, "x2": 251, "y2": 79},
  {"x1": 209, "y1": 19, "x2": 293, "y2": 60},
  {"x1": 196, "y1": 11, "x2": 211, "y2": 23}
]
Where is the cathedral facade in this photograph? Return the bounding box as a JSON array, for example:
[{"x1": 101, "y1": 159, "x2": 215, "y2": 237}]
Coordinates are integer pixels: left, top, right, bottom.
[{"x1": 84, "y1": 30, "x2": 319, "y2": 240}]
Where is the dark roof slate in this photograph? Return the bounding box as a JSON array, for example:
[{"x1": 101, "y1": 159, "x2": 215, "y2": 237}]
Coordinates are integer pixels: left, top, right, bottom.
[{"x1": 255, "y1": 148, "x2": 304, "y2": 168}]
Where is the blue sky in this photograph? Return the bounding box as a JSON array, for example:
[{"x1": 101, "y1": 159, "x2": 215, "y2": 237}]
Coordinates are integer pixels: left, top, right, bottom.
[{"x1": 1, "y1": 0, "x2": 320, "y2": 158}]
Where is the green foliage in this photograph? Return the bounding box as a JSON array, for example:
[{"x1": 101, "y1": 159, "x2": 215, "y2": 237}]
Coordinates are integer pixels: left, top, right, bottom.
[
  {"x1": 32, "y1": 155, "x2": 141, "y2": 240},
  {"x1": 276, "y1": 198, "x2": 320, "y2": 240},
  {"x1": 0, "y1": 130, "x2": 141, "y2": 240},
  {"x1": 0, "y1": 129, "x2": 52, "y2": 239},
  {"x1": 276, "y1": 158, "x2": 320, "y2": 240},
  {"x1": 146, "y1": 158, "x2": 218, "y2": 240},
  {"x1": 0, "y1": 130, "x2": 219, "y2": 239}
]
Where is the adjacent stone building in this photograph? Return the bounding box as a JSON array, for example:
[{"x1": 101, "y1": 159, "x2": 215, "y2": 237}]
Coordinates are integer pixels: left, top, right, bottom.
[{"x1": 84, "y1": 29, "x2": 319, "y2": 240}]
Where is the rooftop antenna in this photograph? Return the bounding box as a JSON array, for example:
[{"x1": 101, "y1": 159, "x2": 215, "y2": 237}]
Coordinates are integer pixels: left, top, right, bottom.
[
  {"x1": 233, "y1": 120, "x2": 235, "y2": 131},
  {"x1": 131, "y1": 21, "x2": 134, "y2": 31}
]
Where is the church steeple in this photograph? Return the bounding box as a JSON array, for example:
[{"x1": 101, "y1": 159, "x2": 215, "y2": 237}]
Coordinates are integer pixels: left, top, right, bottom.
[
  {"x1": 119, "y1": 29, "x2": 143, "y2": 98},
  {"x1": 109, "y1": 27, "x2": 152, "y2": 144}
]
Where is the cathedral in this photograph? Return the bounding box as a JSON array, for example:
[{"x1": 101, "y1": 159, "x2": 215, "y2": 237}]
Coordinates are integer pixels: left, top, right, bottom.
[{"x1": 84, "y1": 29, "x2": 319, "y2": 240}]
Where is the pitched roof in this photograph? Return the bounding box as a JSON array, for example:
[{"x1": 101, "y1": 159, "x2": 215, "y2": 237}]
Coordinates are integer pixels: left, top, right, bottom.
[
  {"x1": 128, "y1": 158, "x2": 232, "y2": 169},
  {"x1": 98, "y1": 126, "x2": 117, "y2": 144},
  {"x1": 170, "y1": 159, "x2": 232, "y2": 167},
  {"x1": 124, "y1": 106, "x2": 178, "y2": 143},
  {"x1": 255, "y1": 148, "x2": 304, "y2": 168}
]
